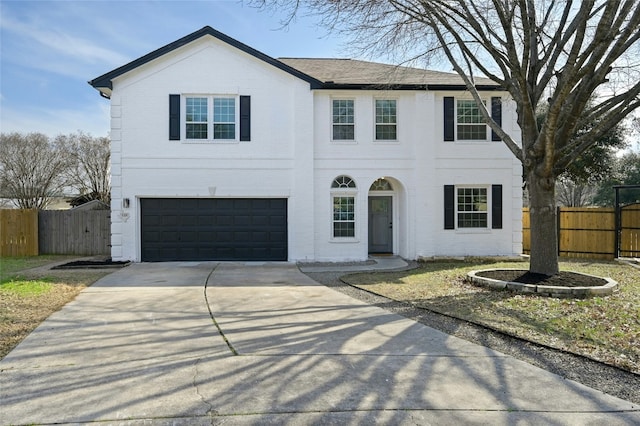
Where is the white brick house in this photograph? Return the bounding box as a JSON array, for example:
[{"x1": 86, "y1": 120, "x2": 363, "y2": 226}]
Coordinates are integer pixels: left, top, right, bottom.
[{"x1": 90, "y1": 26, "x2": 522, "y2": 262}]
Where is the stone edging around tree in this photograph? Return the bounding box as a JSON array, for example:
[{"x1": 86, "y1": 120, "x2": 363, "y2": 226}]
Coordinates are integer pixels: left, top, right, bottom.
[{"x1": 467, "y1": 269, "x2": 618, "y2": 298}]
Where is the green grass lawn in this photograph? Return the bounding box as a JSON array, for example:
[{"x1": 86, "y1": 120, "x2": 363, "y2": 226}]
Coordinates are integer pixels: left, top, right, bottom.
[
  {"x1": 0, "y1": 255, "x2": 113, "y2": 359},
  {"x1": 0, "y1": 255, "x2": 77, "y2": 280},
  {"x1": 342, "y1": 259, "x2": 640, "y2": 373}
]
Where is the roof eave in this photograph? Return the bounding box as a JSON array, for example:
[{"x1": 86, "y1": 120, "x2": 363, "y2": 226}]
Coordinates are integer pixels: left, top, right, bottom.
[
  {"x1": 88, "y1": 26, "x2": 324, "y2": 96},
  {"x1": 316, "y1": 83, "x2": 504, "y2": 91}
]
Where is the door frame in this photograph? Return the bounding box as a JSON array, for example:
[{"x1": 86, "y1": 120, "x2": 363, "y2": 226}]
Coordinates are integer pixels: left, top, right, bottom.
[{"x1": 368, "y1": 194, "x2": 395, "y2": 254}]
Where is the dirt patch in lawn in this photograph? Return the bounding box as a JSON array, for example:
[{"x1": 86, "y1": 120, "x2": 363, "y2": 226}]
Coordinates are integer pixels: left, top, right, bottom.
[
  {"x1": 476, "y1": 270, "x2": 607, "y2": 287},
  {"x1": 0, "y1": 262, "x2": 114, "y2": 359}
]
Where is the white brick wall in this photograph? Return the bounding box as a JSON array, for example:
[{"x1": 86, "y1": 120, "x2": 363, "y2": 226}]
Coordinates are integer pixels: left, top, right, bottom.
[{"x1": 107, "y1": 35, "x2": 523, "y2": 262}]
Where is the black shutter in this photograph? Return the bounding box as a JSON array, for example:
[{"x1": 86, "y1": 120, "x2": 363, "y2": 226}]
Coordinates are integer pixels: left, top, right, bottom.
[
  {"x1": 169, "y1": 94, "x2": 180, "y2": 140},
  {"x1": 491, "y1": 97, "x2": 502, "y2": 142},
  {"x1": 444, "y1": 97, "x2": 455, "y2": 141},
  {"x1": 240, "y1": 95, "x2": 251, "y2": 141},
  {"x1": 444, "y1": 185, "x2": 455, "y2": 229},
  {"x1": 492, "y1": 184, "x2": 503, "y2": 229}
]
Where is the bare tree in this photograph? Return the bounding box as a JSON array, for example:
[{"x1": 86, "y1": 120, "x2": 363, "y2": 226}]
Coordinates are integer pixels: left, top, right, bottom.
[
  {"x1": 56, "y1": 132, "x2": 111, "y2": 205},
  {"x1": 555, "y1": 179, "x2": 597, "y2": 207},
  {"x1": 0, "y1": 133, "x2": 71, "y2": 209},
  {"x1": 254, "y1": 0, "x2": 640, "y2": 275}
]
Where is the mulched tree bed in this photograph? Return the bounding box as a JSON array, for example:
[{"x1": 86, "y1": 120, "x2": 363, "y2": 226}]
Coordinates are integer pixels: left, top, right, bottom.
[
  {"x1": 476, "y1": 270, "x2": 607, "y2": 287},
  {"x1": 52, "y1": 259, "x2": 130, "y2": 270}
]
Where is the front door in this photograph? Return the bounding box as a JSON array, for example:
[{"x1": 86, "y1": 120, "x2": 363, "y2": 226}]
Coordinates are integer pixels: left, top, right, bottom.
[{"x1": 368, "y1": 196, "x2": 393, "y2": 253}]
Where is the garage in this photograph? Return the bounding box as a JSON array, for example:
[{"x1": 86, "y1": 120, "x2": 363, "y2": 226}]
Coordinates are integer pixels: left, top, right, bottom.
[{"x1": 140, "y1": 198, "x2": 287, "y2": 261}]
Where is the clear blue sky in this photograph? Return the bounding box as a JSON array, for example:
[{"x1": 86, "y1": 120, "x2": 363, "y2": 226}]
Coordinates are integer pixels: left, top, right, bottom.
[{"x1": 0, "y1": 0, "x2": 349, "y2": 137}]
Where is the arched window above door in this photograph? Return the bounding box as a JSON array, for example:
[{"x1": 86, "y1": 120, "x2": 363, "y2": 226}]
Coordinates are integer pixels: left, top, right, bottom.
[{"x1": 370, "y1": 178, "x2": 393, "y2": 191}]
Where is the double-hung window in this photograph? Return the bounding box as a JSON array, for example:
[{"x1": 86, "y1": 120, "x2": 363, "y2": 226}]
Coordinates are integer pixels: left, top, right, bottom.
[
  {"x1": 185, "y1": 96, "x2": 237, "y2": 141},
  {"x1": 331, "y1": 175, "x2": 356, "y2": 238},
  {"x1": 332, "y1": 99, "x2": 354, "y2": 140},
  {"x1": 375, "y1": 99, "x2": 397, "y2": 140},
  {"x1": 186, "y1": 97, "x2": 209, "y2": 139},
  {"x1": 457, "y1": 187, "x2": 488, "y2": 228},
  {"x1": 213, "y1": 98, "x2": 236, "y2": 139},
  {"x1": 456, "y1": 99, "x2": 487, "y2": 140}
]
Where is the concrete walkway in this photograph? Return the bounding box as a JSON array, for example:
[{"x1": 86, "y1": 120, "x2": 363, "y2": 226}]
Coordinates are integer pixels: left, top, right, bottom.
[{"x1": 0, "y1": 262, "x2": 638, "y2": 425}]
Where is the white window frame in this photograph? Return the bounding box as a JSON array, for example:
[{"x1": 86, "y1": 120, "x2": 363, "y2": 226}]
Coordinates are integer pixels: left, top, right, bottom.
[
  {"x1": 184, "y1": 95, "x2": 239, "y2": 142},
  {"x1": 456, "y1": 98, "x2": 488, "y2": 141},
  {"x1": 374, "y1": 99, "x2": 398, "y2": 141},
  {"x1": 331, "y1": 98, "x2": 355, "y2": 142},
  {"x1": 456, "y1": 186, "x2": 489, "y2": 229},
  {"x1": 330, "y1": 175, "x2": 358, "y2": 240}
]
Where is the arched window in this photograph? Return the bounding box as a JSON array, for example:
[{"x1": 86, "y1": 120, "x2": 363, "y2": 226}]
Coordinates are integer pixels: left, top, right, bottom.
[
  {"x1": 331, "y1": 175, "x2": 356, "y2": 238},
  {"x1": 370, "y1": 178, "x2": 392, "y2": 191},
  {"x1": 332, "y1": 175, "x2": 356, "y2": 189}
]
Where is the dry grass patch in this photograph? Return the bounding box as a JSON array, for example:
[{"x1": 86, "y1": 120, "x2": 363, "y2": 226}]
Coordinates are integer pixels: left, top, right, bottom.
[
  {"x1": 343, "y1": 259, "x2": 640, "y2": 374},
  {"x1": 0, "y1": 257, "x2": 113, "y2": 359}
]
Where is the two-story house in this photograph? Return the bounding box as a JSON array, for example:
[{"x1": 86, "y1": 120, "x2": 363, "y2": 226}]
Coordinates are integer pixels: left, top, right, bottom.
[{"x1": 90, "y1": 26, "x2": 522, "y2": 262}]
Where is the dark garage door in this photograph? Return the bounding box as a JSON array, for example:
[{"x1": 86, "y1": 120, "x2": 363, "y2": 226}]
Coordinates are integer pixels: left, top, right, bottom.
[{"x1": 140, "y1": 198, "x2": 287, "y2": 261}]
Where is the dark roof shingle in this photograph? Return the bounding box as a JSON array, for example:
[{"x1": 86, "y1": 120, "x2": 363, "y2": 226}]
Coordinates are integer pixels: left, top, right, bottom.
[{"x1": 278, "y1": 58, "x2": 498, "y2": 88}]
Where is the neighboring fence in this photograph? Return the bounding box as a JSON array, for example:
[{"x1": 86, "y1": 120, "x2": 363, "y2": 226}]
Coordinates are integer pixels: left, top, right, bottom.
[
  {"x1": 523, "y1": 204, "x2": 640, "y2": 260},
  {"x1": 0, "y1": 209, "x2": 110, "y2": 257},
  {"x1": 620, "y1": 203, "x2": 640, "y2": 258},
  {"x1": 38, "y1": 210, "x2": 111, "y2": 255},
  {"x1": 0, "y1": 209, "x2": 38, "y2": 256}
]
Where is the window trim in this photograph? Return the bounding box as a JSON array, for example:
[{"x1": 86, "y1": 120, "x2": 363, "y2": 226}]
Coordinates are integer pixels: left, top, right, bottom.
[
  {"x1": 330, "y1": 175, "x2": 358, "y2": 240},
  {"x1": 374, "y1": 98, "x2": 398, "y2": 142},
  {"x1": 331, "y1": 98, "x2": 356, "y2": 142},
  {"x1": 183, "y1": 95, "x2": 240, "y2": 142},
  {"x1": 455, "y1": 186, "x2": 489, "y2": 229},
  {"x1": 455, "y1": 98, "x2": 488, "y2": 142}
]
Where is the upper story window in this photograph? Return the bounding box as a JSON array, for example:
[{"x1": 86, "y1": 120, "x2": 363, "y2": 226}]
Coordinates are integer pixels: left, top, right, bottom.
[
  {"x1": 457, "y1": 99, "x2": 487, "y2": 140},
  {"x1": 213, "y1": 98, "x2": 236, "y2": 139},
  {"x1": 375, "y1": 99, "x2": 397, "y2": 140},
  {"x1": 185, "y1": 95, "x2": 237, "y2": 141},
  {"x1": 444, "y1": 96, "x2": 502, "y2": 142},
  {"x1": 332, "y1": 99, "x2": 354, "y2": 140},
  {"x1": 186, "y1": 97, "x2": 209, "y2": 139}
]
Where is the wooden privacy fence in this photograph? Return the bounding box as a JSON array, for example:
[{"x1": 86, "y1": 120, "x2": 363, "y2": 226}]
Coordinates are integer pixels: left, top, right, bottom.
[
  {"x1": 523, "y1": 204, "x2": 640, "y2": 260},
  {"x1": 0, "y1": 209, "x2": 110, "y2": 256},
  {"x1": 0, "y1": 209, "x2": 38, "y2": 256},
  {"x1": 620, "y1": 203, "x2": 640, "y2": 258},
  {"x1": 39, "y1": 210, "x2": 111, "y2": 255}
]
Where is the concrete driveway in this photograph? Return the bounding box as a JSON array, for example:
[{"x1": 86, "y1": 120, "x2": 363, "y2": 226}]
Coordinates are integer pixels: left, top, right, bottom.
[{"x1": 0, "y1": 262, "x2": 638, "y2": 425}]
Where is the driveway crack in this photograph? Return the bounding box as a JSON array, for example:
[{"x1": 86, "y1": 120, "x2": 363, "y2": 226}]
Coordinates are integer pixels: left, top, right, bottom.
[
  {"x1": 193, "y1": 357, "x2": 218, "y2": 422},
  {"x1": 204, "y1": 265, "x2": 239, "y2": 355}
]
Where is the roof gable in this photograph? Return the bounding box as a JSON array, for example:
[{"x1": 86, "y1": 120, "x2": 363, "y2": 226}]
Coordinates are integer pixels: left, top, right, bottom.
[
  {"x1": 89, "y1": 27, "x2": 501, "y2": 98},
  {"x1": 88, "y1": 26, "x2": 324, "y2": 97}
]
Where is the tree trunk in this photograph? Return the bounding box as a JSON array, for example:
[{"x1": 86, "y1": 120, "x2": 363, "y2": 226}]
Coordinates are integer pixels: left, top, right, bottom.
[{"x1": 527, "y1": 172, "x2": 560, "y2": 275}]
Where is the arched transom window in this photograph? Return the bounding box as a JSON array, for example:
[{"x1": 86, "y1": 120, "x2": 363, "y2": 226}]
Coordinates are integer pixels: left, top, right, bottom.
[
  {"x1": 332, "y1": 175, "x2": 356, "y2": 189},
  {"x1": 370, "y1": 178, "x2": 393, "y2": 191}
]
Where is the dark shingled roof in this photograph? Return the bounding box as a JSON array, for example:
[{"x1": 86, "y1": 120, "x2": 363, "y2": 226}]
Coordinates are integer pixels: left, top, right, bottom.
[
  {"x1": 278, "y1": 58, "x2": 499, "y2": 90},
  {"x1": 89, "y1": 26, "x2": 501, "y2": 98}
]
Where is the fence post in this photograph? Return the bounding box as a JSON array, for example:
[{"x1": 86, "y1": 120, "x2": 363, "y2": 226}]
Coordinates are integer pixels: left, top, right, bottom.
[
  {"x1": 614, "y1": 187, "x2": 620, "y2": 259},
  {"x1": 556, "y1": 206, "x2": 561, "y2": 256}
]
